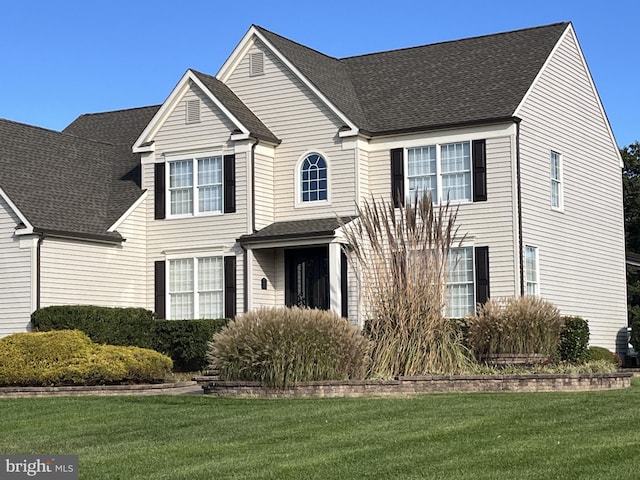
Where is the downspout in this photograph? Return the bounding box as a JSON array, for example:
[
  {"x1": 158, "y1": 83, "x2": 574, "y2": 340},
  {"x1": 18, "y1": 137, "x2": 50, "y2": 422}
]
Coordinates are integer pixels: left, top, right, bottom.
[
  {"x1": 36, "y1": 235, "x2": 43, "y2": 310},
  {"x1": 242, "y1": 245, "x2": 248, "y2": 313},
  {"x1": 251, "y1": 138, "x2": 259, "y2": 233},
  {"x1": 515, "y1": 118, "x2": 525, "y2": 297}
]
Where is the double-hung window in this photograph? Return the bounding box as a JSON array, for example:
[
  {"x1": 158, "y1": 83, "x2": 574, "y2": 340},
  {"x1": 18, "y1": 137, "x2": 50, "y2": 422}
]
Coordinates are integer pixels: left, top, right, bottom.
[
  {"x1": 169, "y1": 256, "x2": 223, "y2": 319},
  {"x1": 168, "y1": 156, "x2": 223, "y2": 216},
  {"x1": 525, "y1": 245, "x2": 539, "y2": 296},
  {"x1": 407, "y1": 141, "x2": 471, "y2": 204},
  {"x1": 447, "y1": 247, "x2": 475, "y2": 318},
  {"x1": 550, "y1": 151, "x2": 563, "y2": 210}
]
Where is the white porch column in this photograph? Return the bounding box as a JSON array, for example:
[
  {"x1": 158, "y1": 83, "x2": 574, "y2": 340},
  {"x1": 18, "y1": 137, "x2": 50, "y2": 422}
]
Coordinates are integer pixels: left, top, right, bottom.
[
  {"x1": 329, "y1": 242, "x2": 342, "y2": 316},
  {"x1": 245, "y1": 247, "x2": 254, "y2": 312}
]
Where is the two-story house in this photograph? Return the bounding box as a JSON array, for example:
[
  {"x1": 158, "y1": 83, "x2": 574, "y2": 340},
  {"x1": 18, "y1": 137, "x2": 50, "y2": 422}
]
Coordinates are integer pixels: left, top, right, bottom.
[{"x1": 0, "y1": 22, "x2": 627, "y2": 352}]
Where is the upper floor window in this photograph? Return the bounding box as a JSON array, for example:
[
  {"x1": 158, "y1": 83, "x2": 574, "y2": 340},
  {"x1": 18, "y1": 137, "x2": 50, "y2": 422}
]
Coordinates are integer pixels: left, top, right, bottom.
[
  {"x1": 300, "y1": 153, "x2": 328, "y2": 202},
  {"x1": 168, "y1": 157, "x2": 223, "y2": 216},
  {"x1": 550, "y1": 151, "x2": 563, "y2": 210},
  {"x1": 407, "y1": 141, "x2": 471, "y2": 204},
  {"x1": 525, "y1": 245, "x2": 539, "y2": 296}
]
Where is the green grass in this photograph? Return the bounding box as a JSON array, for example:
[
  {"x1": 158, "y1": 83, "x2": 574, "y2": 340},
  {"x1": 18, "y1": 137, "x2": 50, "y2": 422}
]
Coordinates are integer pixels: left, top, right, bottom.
[{"x1": 1, "y1": 378, "x2": 639, "y2": 479}]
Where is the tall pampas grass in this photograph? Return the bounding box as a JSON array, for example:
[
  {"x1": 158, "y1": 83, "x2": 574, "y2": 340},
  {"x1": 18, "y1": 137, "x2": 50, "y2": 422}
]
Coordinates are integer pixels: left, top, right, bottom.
[{"x1": 340, "y1": 193, "x2": 474, "y2": 377}]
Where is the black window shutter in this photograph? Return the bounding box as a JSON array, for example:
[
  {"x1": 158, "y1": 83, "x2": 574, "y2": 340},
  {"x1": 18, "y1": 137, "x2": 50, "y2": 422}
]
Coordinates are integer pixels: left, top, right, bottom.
[
  {"x1": 341, "y1": 251, "x2": 348, "y2": 318},
  {"x1": 154, "y1": 163, "x2": 166, "y2": 219},
  {"x1": 474, "y1": 246, "x2": 490, "y2": 306},
  {"x1": 224, "y1": 256, "x2": 237, "y2": 319},
  {"x1": 223, "y1": 154, "x2": 236, "y2": 213},
  {"x1": 472, "y1": 139, "x2": 487, "y2": 202},
  {"x1": 390, "y1": 148, "x2": 404, "y2": 208},
  {"x1": 154, "y1": 260, "x2": 166, "y2": 319}
]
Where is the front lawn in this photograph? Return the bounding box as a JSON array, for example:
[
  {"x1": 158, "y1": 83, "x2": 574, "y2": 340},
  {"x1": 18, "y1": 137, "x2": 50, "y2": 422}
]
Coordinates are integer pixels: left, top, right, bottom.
[{"x1": 1, "y1": 379, "x2": 638, "y2": 479}]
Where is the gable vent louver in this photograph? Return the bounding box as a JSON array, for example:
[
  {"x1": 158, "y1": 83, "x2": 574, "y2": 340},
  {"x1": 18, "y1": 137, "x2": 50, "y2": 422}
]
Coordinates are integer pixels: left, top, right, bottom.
[
  {"x1": 249, "y1": 51, "x2": 264, "y2": 76},
  {"x1": 186, "y1": 99, "x2": 201, "y2": 124}
]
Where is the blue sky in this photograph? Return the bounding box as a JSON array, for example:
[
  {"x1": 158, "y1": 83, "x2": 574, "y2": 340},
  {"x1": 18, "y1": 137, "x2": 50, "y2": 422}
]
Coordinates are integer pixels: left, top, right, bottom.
[{"x1": 1, "y1": 0, "x2": 638, "y2": 147}]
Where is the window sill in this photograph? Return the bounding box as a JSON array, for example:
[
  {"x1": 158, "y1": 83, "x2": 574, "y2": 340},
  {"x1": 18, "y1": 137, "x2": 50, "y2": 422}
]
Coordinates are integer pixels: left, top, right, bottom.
[
  {"x1": 165, "y1": 211, "x2": 225, "y2": 220},
  {"x1": 294, "y1": 200, "x2": 331, "y2": 209}
]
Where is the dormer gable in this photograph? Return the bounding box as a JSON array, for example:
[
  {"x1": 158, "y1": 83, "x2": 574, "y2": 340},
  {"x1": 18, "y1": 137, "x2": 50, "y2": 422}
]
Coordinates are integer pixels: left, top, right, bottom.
[{"x1": 133, "y1": 69, "x2": 278, "y2": 153}]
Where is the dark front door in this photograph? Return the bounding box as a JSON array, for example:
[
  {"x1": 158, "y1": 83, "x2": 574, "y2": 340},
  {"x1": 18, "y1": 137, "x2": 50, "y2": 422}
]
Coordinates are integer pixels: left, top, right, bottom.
[{"x1": 285, "y1": 247, "x2": 329, "y2": 309}]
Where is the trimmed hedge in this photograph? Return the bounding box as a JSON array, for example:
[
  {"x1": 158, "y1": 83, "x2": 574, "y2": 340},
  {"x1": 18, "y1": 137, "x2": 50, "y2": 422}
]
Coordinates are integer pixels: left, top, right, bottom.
[
  {"x1": 557, "y1": 316, "x2": 590, "y2": 363},
  {"x1": 31, "y1": 306, "x2": 229, "y2": 371},
  {"x1": 587, "y1": 346, "x2": 621, "y2": 366},
  {"x1": 0, "y1": 330, "x2": 172, "y2": 386},
  {"x1": 32, "y1": 305, "x2": 155, "y2": 348},
  {"x1": 155, "y1": 319, "x2": 229, "y2": 371}
]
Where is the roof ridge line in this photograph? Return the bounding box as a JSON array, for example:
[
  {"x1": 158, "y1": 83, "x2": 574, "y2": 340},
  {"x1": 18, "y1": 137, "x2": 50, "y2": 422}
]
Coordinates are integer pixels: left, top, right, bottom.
[
  {"x1": 253, "y1": 24, "x2": 342, "y2": 62},
  {"x1": 340, "y1": 21, "x2": 570, "y2": 60}
]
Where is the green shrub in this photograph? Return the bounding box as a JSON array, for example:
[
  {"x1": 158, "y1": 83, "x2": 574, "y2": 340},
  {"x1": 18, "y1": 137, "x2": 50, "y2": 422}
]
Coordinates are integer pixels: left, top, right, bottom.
[
  {"x1": 208, "y1": 307, "x2": 371, "y2": 388},
  {"x1": 154, "y1": 318, "x2": 229, "y2": 371},
  {"x1": 467, "y1": 296, "x2": 563, "y2": 360},
  {"x1": 31, "y1": 305, "x2": 228, "y2": 371},
  {"x1": 32, "y1": 305, "x2": 155, "y2": 348},
  {"x1": 587, "y1": 346, "x2": 621, "y2": 366},
  {"x1": 0, "y1": 330, "x2": 172, "y2": 386},
  {"x1": 630, "y1": 315, "x2": 640, "y2": 352},
  {"x1": 557, "y1": 316, "x2": 590, "y2": 363}
]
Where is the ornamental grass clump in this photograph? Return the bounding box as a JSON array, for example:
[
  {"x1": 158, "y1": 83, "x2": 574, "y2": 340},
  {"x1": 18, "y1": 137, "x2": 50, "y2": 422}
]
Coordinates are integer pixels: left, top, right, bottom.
[
  {"x1": 467, "y1": 296, "x2": 563, "y2": 360},
  {"x1": 208, "y1": 307, "x2": 371, "y2": 388},
  {"x1": 340, "y1": 193, "x2": 474, "y2": 377}
]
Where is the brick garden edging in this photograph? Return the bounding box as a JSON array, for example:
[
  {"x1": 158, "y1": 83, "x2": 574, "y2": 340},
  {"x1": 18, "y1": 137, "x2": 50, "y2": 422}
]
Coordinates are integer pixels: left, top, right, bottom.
[
  {"x1": 196, "y1": 373, "x2": 632, "y2": 398},
  {"x1": 0, "y1": 381, "x2": 199, "y2": 398}
]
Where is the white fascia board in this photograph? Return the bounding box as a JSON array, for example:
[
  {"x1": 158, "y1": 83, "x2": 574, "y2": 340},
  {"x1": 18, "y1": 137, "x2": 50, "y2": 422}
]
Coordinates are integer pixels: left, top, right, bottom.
[
  {"x1": 0, "y1": 187, "x2": 34, "y2": 234},
  {"x1": 513, "y1": 24, "x2": 569, "y2": 120},
  {"x1": 513, "y1": 23, "x2": 622, "y2": 167},
  {"x1": 188, "y1": 72, "x2": 250, "y2": 136},
  {"x1": 132, "y1": 72, "x2": 192, "y2": 151},
  {"x1": 107, "y1": 191, "x2": 148, "y2": 232},
  {"x1": 217, "y1": 26, "x2": 359, "y2": 135}
]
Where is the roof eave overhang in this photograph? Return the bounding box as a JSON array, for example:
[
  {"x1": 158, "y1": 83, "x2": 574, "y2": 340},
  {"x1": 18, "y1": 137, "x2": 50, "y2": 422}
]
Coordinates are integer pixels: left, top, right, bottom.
[
  {"x1": 364, "y1": 116, "x2": 520, "y2": 139},
  {"x1": 0, "y1": 187, "x2": 34, "y2": 233},
  {"x1": 238, "y1": 233, "x2": 339, "y2": 250},
  {"x1": 33, "y1": 228, "x2": 123, "y2": 244}
]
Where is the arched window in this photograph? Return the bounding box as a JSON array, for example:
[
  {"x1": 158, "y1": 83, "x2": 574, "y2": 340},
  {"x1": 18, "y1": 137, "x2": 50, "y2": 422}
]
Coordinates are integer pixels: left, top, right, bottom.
[{"x1": 300, "y1": 153, "x2": 327, "y2": 202}]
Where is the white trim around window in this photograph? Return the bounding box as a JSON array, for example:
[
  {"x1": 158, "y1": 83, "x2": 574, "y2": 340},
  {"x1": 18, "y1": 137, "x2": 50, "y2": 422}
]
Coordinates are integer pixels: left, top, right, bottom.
[
  {"x1": 166, "y1": 254, "x2": 224, "y2": 319},
  {"x1": 525, "y1": 245, "x2": 539, "y2": 296},
  {"x1": 294, "y1": 150, "x2": 331, "y2": 207},
  {"x1": 406, "y1": 141, "x2": 472, "y2": 205},
  {"x1": 550, "y1": 150, "x2": 563, "y2": 211},
  {"x1": 166, "y1": 153, "x2": 224, "y2": 218},
  {"x1": 446, "y1": 246, "x2": 476, "y2": 318}
]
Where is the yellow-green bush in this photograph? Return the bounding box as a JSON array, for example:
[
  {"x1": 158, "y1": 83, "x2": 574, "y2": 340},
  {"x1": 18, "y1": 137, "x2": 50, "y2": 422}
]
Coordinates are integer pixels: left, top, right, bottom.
[
  {"x1": 0, "y1": 330, "x2": 172, "y2": 386},
  {"x1": 208, "y1": 307, "x2": 371, "y2": 388}
]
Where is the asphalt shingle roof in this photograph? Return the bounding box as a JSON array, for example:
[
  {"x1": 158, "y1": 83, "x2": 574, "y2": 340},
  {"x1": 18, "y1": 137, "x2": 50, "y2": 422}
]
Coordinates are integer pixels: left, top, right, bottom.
[
  {"x1": 256, "y1": 22, "x2": 569, "y2": 135},
  {"x1": 0, "y1": 106, "x2": 158, "y2": 241},
  {"x1": 191, "y1": 70, "x2": 280, "y2": 144},
  {"x1": 239, "y1": 216, "x2": 356, "y2": 244}
]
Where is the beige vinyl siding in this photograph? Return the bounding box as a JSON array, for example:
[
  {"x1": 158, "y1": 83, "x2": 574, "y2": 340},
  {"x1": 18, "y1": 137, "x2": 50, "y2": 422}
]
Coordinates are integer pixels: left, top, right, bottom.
[
  {"x1": 225, "y1": 41, "x2": 358, "y2": 221},
  {"x1": 40, "y1": 198, "x2": 147, "y2": 308},
  {"x1": 144, "y1": 82, "x2": 248, "y2": 316},
  {"x1": 252, "y1": 249, "x2": 277, "y2": 308},
  {"x1": 254, "y1": 149, "x2": 274, "y2": 230},
  {"x1": 154, "y1": 83, "x2": 237, "y2": 152},
  {"x1": 517, "y1": 29, "x2": 626, "y2": 351},
  {"x1": 367, "y1": 133, "x2": 518, "y2": 299},
  {"x1": 0, "y1": 198, "x2": 33, "y2": 336}
]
